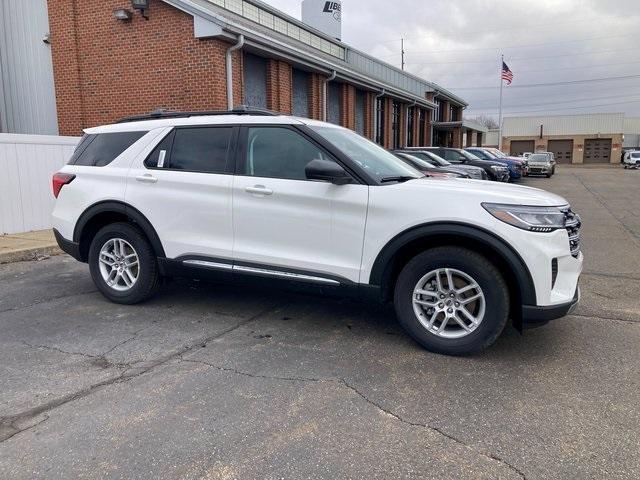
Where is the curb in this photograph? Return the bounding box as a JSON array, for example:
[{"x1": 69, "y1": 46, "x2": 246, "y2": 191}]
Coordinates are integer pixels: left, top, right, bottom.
[{"x1": 0, "y1": 245, "x2": 63, "y2": 265}]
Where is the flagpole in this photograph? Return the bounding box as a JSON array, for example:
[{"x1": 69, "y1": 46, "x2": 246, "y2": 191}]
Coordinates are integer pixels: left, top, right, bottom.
[{"x1": 498, "y1": 53, "x2": 504, "y2": 151}]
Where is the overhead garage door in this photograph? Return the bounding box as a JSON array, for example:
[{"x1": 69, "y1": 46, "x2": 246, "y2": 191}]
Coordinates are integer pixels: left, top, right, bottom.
[
  {"x1": 510, "y1": 140, "x2": 534, "y2": 157},
  {"x1": 584, "y1": 138, "x2": 612, "y2": 163},
  {"x1": 548, "y1": 139, "x2": 573, "y2": 164}
]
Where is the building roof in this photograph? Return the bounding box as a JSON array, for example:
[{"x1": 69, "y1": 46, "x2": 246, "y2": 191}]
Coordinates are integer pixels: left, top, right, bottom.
[
  {"x1": 164, "y1": 0, "x2": 465, "y2": 109},
  {"x1": 502, "y1": 113, "x2": 625, "y2": 137}
]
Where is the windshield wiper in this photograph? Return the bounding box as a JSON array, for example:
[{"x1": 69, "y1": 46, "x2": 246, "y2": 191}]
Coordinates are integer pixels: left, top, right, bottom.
[{"x1": 380, "y1": 175, "x2": 420, "y2": 183}]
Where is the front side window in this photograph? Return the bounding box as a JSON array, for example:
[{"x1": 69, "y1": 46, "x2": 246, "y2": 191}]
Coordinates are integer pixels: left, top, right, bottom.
[
  {"x1": 245, "y1": 127, "x2": 333, "y2": 181},
  {"x1": 169, "y1": 127, "x2": 232, "y2": 173},
  {"x1": 70, "y1": 131, "x2": 146, "y2": 167},
  {"x1": 311, "y1": 126, "x2": 421, "y2": 183}
]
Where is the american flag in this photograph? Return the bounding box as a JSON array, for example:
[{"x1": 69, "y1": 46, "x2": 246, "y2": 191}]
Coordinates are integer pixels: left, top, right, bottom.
[{"x1": 501, "y1": 61, "x2": 514, "y2": 85}]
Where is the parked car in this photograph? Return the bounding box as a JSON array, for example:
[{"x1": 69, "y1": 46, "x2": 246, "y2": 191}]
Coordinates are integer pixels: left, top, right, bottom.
[
  {"x1": 527, "y1": 153, "x2": 556, "y2": 177},
  {"x1": 394, "y1": 153, "x2": 469, "y2": 178},
  {"x1": 465, "y1": 147, "x2": 526, "y2": 181},
  {"x1": 623, "y1": 150, "x2": 640, "y2": 169},
  {"x1": 422, "y1": 147, "x2": 510, "y2": 182},
  {"x1": 394, "y1": 149, "x2": 487, "y2": 180},
  {"x1": 52, "y1": 107, "x2": 582, "y2": 356}
]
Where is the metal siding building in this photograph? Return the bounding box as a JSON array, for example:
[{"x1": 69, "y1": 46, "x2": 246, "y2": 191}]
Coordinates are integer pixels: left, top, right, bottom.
[
  {"x1": 0, "y1": 0, "x2": 58, "y2": 135},
  {"x1": 623, "y1": 117, "x2": 640, "y2": 149},
  {"x1": 501, "y1": 113, "x2": 627, "y2": 164}
]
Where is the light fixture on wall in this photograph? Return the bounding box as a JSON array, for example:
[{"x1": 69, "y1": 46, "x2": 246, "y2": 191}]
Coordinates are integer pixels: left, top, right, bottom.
[
  {"x1": 131, "y1": 0, "x2": 150, "y2": 20},
  {"x1": 113, "y1": 8, "x2": 133, "y2": 21}
]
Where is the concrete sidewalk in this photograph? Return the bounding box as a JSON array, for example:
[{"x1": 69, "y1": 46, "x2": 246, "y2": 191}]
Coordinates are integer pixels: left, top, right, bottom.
[{"x1": 0, "y1": 229, "x2": 61, "y2": 264}]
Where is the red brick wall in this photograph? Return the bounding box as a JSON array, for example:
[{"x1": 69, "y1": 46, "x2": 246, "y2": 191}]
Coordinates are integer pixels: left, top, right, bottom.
[
  {"x1": 47, "y1": 0, "x2": 243, "y2": 135},
  {"x1": 383, "y1": 98, "x2": 393, "y2": 149},
  {"x1": 266, "y1": 59, "x2": 292, "y2": 114},
  {"x1": 340, "y1": 84, "x2": 355, "y2": 130},
  {"x1": 364, "y1": 92, "x2": 375, "y2": 140},
  {"x1": 309, "y1": 73, "x2": 324, "y2": 120}
]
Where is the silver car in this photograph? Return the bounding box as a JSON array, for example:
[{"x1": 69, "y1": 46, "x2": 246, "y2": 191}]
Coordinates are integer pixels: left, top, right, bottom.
[
  {"x1": 527, "y1": 153, "x2": 555, "y2": 177},
  {"x1": 395, "y1": 150, "x2": 487, "y2": 180}
]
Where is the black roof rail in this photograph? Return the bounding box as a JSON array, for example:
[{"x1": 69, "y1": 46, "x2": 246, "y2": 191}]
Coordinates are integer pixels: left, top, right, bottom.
[{"x1": 116, "y1": 105, "x2": 279, "y2": 123}]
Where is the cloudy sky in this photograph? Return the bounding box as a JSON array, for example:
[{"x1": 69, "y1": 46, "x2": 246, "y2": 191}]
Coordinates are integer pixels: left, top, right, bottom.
[{"x1": 265, "y1": 0, "x2": 640, "y2": 121}]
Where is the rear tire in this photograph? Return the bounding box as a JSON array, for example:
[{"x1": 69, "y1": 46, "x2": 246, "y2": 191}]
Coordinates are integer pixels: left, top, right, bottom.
[
  {"x1": 88, "y1": 222, "x2": 160, "y2": 304},
  {"x1": 393, "y1": 247, "x2": 509, "y2": 356}
]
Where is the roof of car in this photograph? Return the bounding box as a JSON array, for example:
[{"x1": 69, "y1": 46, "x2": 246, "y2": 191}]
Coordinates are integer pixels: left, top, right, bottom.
[{"x1": 84, "y1": 109, "x2": 344, "y2": 134}]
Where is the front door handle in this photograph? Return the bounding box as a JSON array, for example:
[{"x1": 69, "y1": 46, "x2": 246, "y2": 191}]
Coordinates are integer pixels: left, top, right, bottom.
[
  {"x1": 245, "y1": 185, "x2": 273, "y2": 196},
  {"x1": 136, "y1": 174, "x2": 158, "y2": 184}
]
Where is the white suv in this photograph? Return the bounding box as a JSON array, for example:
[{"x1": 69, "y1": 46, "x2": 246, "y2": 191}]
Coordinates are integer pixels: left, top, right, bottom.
[{"x1": 52, "y1": 108, "x2": 582, "y2": 355}]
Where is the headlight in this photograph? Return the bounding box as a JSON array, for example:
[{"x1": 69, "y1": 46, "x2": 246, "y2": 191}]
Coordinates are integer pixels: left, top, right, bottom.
[
  {"x1": 490, "y1": 165, "x2": 506, "y2": 172},
  {"x1": 482, "y1": 203, "x2": 566, "y2": 232}
]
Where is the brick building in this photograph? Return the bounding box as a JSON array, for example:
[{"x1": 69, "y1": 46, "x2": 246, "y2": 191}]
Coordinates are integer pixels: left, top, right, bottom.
[{"x1": 44, "y1": 0, "x2": 484, "y2": 148}]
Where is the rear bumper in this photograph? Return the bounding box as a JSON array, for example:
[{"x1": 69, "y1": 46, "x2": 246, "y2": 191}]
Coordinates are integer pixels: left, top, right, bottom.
[
  {"x1": 522, "y1": 287, "x2": 580, "y2": 328},
  {"x1": 53, "y1": 228, "x2": 82, "y2": 261}
]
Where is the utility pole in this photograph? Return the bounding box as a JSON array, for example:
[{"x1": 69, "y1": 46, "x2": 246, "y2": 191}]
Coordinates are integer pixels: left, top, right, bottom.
[{"x1": 401, "y1": 38, "x2": 405, "y2": 70}]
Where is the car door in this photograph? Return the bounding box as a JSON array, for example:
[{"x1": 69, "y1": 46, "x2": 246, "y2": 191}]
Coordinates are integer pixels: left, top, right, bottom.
[
  {"x1": 125, "y1": 125, "x2": 237, "y2": 260},
  {"x1": 232, "y1": 125, "x2": 368, "y2": 284}
]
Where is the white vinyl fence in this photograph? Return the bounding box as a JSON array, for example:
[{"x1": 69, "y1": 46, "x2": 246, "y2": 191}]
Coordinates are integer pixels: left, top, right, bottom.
[{"x1": 0, "y1": 133, "x2": 80, "y2": 234}]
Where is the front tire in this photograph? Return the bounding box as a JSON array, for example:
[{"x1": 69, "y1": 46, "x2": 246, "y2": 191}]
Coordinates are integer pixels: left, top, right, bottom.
[
  {"x1": 89, "y1": 222, "x2": 160, "y2": 304},
  {"x1": 394, "y1": 247, "x2": 509, "y2": 356}
]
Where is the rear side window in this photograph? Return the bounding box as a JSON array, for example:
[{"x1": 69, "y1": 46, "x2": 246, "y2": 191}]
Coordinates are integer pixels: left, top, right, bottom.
[
  {"x1": 70, "y1": 131, "x2": 146, "y2": 166},
  {"x1": 168, "y1": 127, "x2": 232, "y2": 173}
]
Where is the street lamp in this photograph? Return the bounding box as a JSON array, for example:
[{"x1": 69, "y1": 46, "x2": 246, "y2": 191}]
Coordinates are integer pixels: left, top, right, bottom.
[{"x1": 131, "y1": 0, "x2": 150, "y2": 19}]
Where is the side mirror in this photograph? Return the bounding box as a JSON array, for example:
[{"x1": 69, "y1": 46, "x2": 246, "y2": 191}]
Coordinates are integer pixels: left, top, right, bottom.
[{"x1": 305, "y1": 159, "x2": 352, "y2": 185}]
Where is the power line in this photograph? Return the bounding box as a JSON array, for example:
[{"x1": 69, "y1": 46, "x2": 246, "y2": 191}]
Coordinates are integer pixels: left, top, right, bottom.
[
  {"x1": 406, "y1": 47, "x2": 640, "y2": 66},
  {"x1": 467, "y1": 93, "x2": 640, "y2": 110},
  {"x1": 465, "y1": 99, "x2": 640, "y2": 116},
  {"x1": 446, "y1": 73, "x2": 640, "y2": 90},
  {"x1": 403, "y1": 33, "x2": 635, "y2": 56}
]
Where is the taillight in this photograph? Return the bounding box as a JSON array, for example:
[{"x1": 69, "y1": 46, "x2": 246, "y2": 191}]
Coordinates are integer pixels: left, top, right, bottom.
[{"x1": 52, "y1": 172, "x2": 75, "y2": 198}]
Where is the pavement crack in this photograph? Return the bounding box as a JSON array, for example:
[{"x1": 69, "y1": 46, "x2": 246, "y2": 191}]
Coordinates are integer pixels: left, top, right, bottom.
[
  {"x1": 0, "y1": 302, "x2": 284, "y2": 444},
  {"x1": 571, "y1": 312, "x2": 640, "y2": 325},
  {"x1": 0, "y1": 289, "x2": 97, "y2": 315},
  {"x1": 338, "y1": 379, "x2": 527, "y2": 480},
  {"x1": 582, "y1": 270, "x2": 640, "y2": 281},
  {"x1": 572, "y1": 172, "x2": 640, "y2": 246},
  {"x1": 172, "y1": 360, "x2": 527, "y2": 479},
  {"x1": 21, "y1": 341, "x2": 101, "y2": 361},
  {"x1": 180, "y1": 358, "x2": 326, "y2": 383}
]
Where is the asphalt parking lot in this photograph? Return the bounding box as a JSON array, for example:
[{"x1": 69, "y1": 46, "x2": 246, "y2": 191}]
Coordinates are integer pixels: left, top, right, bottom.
[{"x1": 1, "y1": 166, "x2": 639, "y2": 479}]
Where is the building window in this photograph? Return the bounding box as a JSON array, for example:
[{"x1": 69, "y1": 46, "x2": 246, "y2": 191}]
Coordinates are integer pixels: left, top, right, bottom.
[
  {"x1": 292, "y1": 69, "x2": 310, "y2": 118},
  {"x1": 418, "y1": 108, "x2": 426, "y2": 146},
  {"x1": 450, "y1": 105, "x2": 459, "y2": 122},
  {"x1": 435, "y1": 99, "x2": 444, "y2": 122},
  {"x1": 243, "y1": 53, "x2": 268, "y2": 109},
  {"x1": 375, "y1": 97, "x2": 385, "y2": 145},
  {"x1": 407, "y1": 106, "x2": 415, "y2": 147},
  {"x1": 355, "y1": 90, "x2": 366, "y2": 135},
  {"x1": 392, "y1": 101, "x2": 401, "y2": 149},
  {"x1": 327, "y1": 82, "x2": 342, "y2": 125}
]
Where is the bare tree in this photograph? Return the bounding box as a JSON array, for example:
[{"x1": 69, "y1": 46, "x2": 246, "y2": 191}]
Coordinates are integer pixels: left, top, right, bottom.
[{"x1": 468, "y1": 115, "x2": 499, "y2": 130}]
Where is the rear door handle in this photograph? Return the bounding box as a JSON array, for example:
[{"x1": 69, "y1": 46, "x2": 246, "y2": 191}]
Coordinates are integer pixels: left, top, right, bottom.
[
  {"x1": 245, "y1": 185, "x2": 273, "y2": 196},
  {"x1": 136, "y1": 174, "x2": 158, "y2": 184}
]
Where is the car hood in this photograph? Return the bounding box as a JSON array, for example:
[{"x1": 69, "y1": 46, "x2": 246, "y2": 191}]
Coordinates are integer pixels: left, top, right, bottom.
[{"x1": 400, "y1": 177, "x2": 568, "y2": 206}]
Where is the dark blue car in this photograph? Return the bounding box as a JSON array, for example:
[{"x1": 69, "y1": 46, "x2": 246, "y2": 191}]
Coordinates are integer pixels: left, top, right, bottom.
[{"x1": 465, "y1": 147, "x2": 525, "y2": 181}]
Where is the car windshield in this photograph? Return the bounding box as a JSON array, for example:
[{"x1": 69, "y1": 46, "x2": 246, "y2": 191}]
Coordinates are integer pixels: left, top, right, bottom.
[
  {"x1": 410, "y1": 151, "x2": 451, "y2": 166},
  {"x1": 310, "y1": 126, "x2": 423, "y2": 183},
  {"x1": 398, "y1": 154, "x2": 435, "y2": 169},
  {"x1": 529, "y1": 154, "x2": 550, "y2": 162},
  {"x1": 490, "y1": 149, "x2": 507, "y2": 158}
]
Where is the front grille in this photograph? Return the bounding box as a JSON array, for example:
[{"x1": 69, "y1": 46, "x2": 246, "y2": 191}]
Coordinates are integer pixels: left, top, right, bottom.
[{"x1": 562, "y1": 207, "x2": 581, "y2": 258}]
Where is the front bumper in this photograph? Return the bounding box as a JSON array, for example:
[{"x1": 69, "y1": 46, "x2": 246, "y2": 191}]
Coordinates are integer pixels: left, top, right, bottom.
[
  {"x1": 53, "y1": 229, "x2": 83, "y2": 261},
  {"x1": 522, "y1": 286, "x2": 580, "y2": 328}
]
